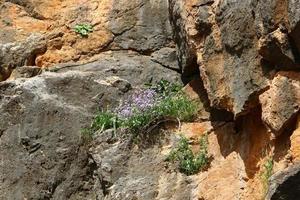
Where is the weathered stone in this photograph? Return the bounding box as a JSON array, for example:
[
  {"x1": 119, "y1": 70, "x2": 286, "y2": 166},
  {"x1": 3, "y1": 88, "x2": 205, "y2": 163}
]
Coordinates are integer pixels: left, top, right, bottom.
[
  {"x1": 266, "y1": 163, "x2": 300, "y2": 200},
  {"x1": 290, "y1": 115, "x2": 300, "y2": 161},
  {"x1": 151, "y1": 47, "x2": 180, "y2": 72},
  {"x1": 258, "y1": 28, "x2": 300, "y2": 70},
  {"x1": 8, "y1": 66, "x2": 42, "y2": 80},
  {"x1": 260, "y1": 73, "x2": 300, "y2": 135},
  {"x1": 288, "y1": 0, "x2": 300, "y2": 54},
  {"x1": 0, "y1": 0, "x2": 173, "y2": 69},
  {"x1": 0, "y1": 34, "x2": 46, "y2": 81},
  {"x1": 0, "y1": 50, "x2": 181, "y2": 199}
]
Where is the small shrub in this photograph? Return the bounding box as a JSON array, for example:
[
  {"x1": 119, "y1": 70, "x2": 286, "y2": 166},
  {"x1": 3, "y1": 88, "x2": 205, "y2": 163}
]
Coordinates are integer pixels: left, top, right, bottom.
[
  {"x1": 74, "y1": 24, "x2": 93, "y2": 37},
  {"x1": 167, "y1": 134, "x2": 209, "y2": 175}
]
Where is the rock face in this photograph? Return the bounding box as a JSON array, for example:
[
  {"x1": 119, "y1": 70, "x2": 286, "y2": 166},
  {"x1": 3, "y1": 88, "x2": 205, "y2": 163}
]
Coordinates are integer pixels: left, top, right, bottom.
[
  {"x1": 260, "y1": 72, "x2": 300, "y2": 135},
  {"x1": 1, "y1": 0, "x2": 300, "y2": 199},
  {"x1": 0, "y1": 51, "x2": 180, "y2": 199},
  {"x1": 169, "y1": 0, "x2": 300, "y2": 117},
  {"x1": 266, "y1": 164, "x2": 300, "y2": 200}
]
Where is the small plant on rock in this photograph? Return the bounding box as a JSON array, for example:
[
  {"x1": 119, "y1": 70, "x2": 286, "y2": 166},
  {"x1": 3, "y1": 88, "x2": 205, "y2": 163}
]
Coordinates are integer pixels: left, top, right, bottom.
[
  {"x1": 261, "y1": 156, "x2": 274, "y2": 195},
  {"x1": 74, "y1": 23, "x2": 93, "y2": 37},
  {"x1": 167, "y1": 134, "x2": 209, "y2": 175},
  {"x1": 84, "y1": 80, "x2": 199, "y2": 139}
]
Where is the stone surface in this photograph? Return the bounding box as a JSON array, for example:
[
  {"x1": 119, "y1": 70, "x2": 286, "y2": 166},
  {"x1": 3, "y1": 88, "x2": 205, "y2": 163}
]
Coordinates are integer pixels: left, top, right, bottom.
[
  {"x1": 169, "y1": 0, "x2": 300, "y2": 117},
  {"x1": 260, "y1": 73, "x2": 300, "y2": 135},
  {"x1": 1, "y1": 0, "x2": 300, "y2": 199},
  {"x1": 266, "y1": 163, "x2": 300, "y2": 200},
  {"x1": 0, "y1": 34, "x2": 46, "y2": 81},
  {"x1": 0, "y1": 50, "x2": 181, "y2": 199},
  {"x1": 0, "y1": 0, "x2": 173, "y2": 73}
]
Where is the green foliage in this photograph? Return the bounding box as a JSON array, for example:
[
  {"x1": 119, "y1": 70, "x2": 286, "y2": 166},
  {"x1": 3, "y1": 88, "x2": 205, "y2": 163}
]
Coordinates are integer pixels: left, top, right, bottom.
[
  {"x1": 167, "y1": 134, "x2": 209, "y2": 175},
  {"x1": 153, "y1": 94, "x2": 199, "y2": 122},
  {"x1": 261, "y1": 157, "x2": 274, "y2": 195},
  {"x1": 119, "y1": 111, "x2": 151, "y2": 133},
  {"x1": 91, "y1": 111, "x2": 118, "y2": 132},
  {"x1": 85, "y1": 80, "x2": 199, "y2": 138},
  {"x1": 74, "y1": 24, "x2": 93, "y2": 37}
]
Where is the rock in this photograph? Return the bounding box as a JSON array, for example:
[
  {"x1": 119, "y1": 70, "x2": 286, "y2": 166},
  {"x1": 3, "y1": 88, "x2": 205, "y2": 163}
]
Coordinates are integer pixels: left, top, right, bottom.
[
  {"x1": 266, "y1": 163, "x2": 300, "y2": 200},
  {"x1": 90, "y1": 129, "x2": 196, "y2": 200},
  {"x1": 258, "y1": 28, "x2": 300, "y2": 70},
  {"x1": 169, "y1": 0, "x2": 300, "y2": 117},
  {"x1": 260, "y1": 73, "x2": 300, "y2": 135},
  {"x1": 169, "y1": 0, "x2": 269, "y2": 116},
  {"x1": 290, "y1": 116, "x2": 300, "y2": 161},
  {"x1": 0, "y1": 34, "x2": 46, "y2": 81},
  {"x1": 52, "y1": 50, "x2": 181, "y2": 86},
  {"x1": 288, "y1": 0, "x2": 300, "y2": 53},
  {"x1": 0, "y1": 0, "x2": 173, "y2": 69},
  {"x1": 107, "y1": 0, "x2": 173, "y2": 52},
  {"x1": 151, "y1": 47, "x2": 180, "y2": 72},
  {"x1": 8, "y1": 66, "x2": 42, "y2": 80},
  {"x1": 0, "y1": 51, "x2": 181, "y2": 199}
]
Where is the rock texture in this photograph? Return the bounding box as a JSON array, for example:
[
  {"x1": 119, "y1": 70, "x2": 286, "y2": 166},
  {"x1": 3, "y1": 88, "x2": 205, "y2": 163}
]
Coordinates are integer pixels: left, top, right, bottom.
[
  {"x1": 169, "y1": 0, "x2": 300, "y2": 118},
  {"x1": 260, "y1": 72, "x2": 300, "y2": 135},
  {"x1": 1, "y1": 0, "x2": 300, "y2": 199},
  {"x1": 0, "y1": 51, "x2": 180, "y2": 199}
]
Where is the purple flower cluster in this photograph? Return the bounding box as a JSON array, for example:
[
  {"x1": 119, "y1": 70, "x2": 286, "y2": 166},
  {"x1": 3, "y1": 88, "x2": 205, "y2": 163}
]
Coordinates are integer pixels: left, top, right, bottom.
[{"x1": 116, "y1": 89, "x2": 159, "y2": 118}]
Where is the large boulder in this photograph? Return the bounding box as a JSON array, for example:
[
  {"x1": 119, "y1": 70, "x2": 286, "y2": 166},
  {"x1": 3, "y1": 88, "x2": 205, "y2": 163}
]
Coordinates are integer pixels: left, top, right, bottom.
[{"x1": 0, "y1": 51, "x2": 181, "y2": 199}]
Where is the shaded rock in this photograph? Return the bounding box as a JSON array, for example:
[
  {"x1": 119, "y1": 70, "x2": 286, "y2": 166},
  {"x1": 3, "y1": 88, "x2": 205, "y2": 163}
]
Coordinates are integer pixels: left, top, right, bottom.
[
  {"x1": 0, "y1": 34, "x2": 46, "y2": 81},
  {"x1": 259, "y1": 28, "x2": 300, "y2": 70},
  {"x1": 8, "y1": 66, "x2": 42, "y2": 80},
  {"x1": 260, "y1": 73, "x2": 300, "y2": 135},
  {"x1": 266, "y1": 163, "x2": 300, "y2": 200}
]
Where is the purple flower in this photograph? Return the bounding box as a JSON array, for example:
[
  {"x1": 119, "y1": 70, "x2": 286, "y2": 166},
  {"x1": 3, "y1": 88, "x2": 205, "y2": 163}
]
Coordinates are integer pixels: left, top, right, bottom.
[{"x1": 115, "y1": 89, "x2": 159, "y2": 118}]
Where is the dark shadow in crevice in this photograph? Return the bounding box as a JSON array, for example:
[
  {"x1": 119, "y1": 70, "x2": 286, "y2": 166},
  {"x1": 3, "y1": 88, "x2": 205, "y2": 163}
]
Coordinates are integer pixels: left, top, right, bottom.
[{"x1": 273, "y1": 113, "x2": 297, "y2": 162}]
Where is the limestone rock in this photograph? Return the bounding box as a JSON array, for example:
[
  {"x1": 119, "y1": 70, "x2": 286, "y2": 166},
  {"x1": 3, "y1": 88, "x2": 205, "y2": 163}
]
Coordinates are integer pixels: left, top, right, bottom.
[
  {"x1": 0, "y1": 34, "x2": 46, "y2": 81},
  {"x1": 0, "y1": 0, "x2": 173, "y2": 69},
  {"x1": 260, "y1": 73, "x2": 300, "y2": 135},
  {"x1": 0, "y1": 51, "x2": 181, "y2": 199},
  {"x1": 266, "y1": 163, "x2": 300, "y2": 200}
]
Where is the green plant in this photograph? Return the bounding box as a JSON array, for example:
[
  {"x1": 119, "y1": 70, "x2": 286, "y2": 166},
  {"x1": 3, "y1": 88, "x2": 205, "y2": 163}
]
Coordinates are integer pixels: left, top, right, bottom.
[
  {"x1": 91, "y1": 111, "x2": 118, "y2": 132},
  {"x1": 74, "y1": 23, "x2": 93, "y2": 37},
  {"x1": 153, "y1": 94, "x2": 198, "y2": 122},
  {"x1": 261, "y1": 157, "x2": 274, "y2": 195},
  {"x1": 167, "y1": 134, "x2": 209, "y2": 175},
  {"x1": 86, "y1": 80, "x2": 199, "y2": 138}
]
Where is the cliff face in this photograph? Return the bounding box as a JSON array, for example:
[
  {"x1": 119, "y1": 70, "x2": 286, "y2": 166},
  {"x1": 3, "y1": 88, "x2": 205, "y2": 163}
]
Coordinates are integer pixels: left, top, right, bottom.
[{"x1": 0, "y1": 0, "x2": 300, "y2": 199}]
